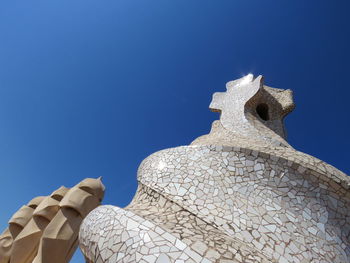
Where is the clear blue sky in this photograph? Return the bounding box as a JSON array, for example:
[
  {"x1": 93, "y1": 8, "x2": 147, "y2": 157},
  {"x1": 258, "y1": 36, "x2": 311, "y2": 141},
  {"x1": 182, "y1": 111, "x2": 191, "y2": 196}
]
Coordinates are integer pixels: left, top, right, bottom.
[{"x1": 0, "y1": 1, "x2": 349, "y2": 262}]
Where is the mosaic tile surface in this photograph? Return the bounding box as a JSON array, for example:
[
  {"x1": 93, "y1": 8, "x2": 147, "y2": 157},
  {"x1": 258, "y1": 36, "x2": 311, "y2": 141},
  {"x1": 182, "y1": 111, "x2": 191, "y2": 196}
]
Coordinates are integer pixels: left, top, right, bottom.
[{"x1": 79, "y1": 74, "x2": 349, "y2": 263}]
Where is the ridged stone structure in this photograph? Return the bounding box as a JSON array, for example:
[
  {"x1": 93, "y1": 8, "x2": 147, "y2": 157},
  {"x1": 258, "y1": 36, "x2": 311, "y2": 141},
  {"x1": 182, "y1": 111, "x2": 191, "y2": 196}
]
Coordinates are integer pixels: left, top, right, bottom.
[
  {"x1": 79, "y1": 74, "x2": 350, "y2": 263},
  {"x1": 0, "y1": 178, "x2": 105, "y2": 263}
]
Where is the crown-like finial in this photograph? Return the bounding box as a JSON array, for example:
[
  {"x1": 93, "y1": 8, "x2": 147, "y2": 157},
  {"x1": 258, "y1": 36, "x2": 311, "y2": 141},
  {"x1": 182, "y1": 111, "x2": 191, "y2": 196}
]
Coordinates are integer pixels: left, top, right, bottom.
[{"x1": 209, "y1": 74, "x2": 295, "y2": 147}]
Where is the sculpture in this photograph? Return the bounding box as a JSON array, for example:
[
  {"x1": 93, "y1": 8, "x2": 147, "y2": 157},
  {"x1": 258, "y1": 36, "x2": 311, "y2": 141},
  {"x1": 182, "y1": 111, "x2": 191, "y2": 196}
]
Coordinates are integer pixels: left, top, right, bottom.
[
  {"x1": 33, "y1": 178, "x2": 105, "y2": 263},
  {"x1": 79, "y1": 75, "x2": 349, "y2": 263},
  {"x1": 0, "y1": 178, "x2": 105, "y2": 263},
  {"x1": 0, "y1": 196, "x2": 44, "y2": 263},
  {"x1": 10, "y1": 186, "x2": 69, "y2": 263}
]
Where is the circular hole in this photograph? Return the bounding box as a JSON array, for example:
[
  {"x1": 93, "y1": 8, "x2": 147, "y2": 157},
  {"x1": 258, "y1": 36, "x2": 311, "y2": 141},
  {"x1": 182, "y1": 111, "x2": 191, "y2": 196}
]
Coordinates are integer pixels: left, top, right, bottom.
[{"x1": 256, "y1": 103, "x2": 269, "y2": 121}]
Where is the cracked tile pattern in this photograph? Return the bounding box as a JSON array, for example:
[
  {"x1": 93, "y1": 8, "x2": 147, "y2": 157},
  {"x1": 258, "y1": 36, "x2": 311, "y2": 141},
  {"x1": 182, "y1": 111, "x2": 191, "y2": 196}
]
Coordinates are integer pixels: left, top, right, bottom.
[
  {"x1": 137, "y1": 144, "x2": 349, "y2": 262},
  {"x1": 79, "y1": 75, "x2": 349, "y2": 263},
  {"x1": 127, "y1": 184, "x2": 271, "y2": 262},
  {"x1": 79, "y1": 205, "x2": 210, "y2": 263}
]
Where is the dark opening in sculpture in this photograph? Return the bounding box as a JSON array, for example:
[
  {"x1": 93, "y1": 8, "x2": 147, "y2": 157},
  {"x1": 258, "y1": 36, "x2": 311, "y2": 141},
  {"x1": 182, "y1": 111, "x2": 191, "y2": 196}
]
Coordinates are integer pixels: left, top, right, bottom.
[{"x1": 256, "y1": 103, "x2": 269, "y2": 121}]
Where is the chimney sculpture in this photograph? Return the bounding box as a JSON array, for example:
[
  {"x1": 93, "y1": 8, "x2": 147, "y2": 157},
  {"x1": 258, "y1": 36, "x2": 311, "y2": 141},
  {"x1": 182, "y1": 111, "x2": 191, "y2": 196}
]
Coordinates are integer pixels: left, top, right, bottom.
[
  {"x1": 0, "y1": 196, "x2": 44, "y2": 263},
  {"x1": 79, "y1": 75, "x2": 349, "y2": 263},
  {"x1": 0, "y1": 178, "x2": 105, "y2": 263}
]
